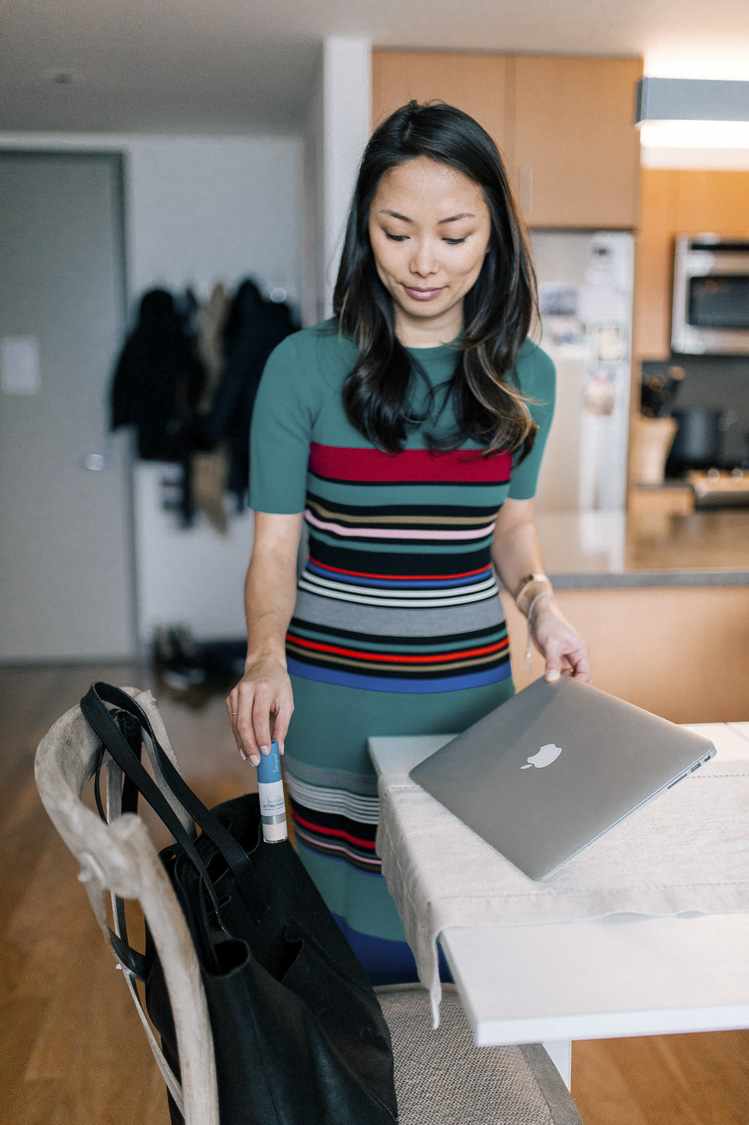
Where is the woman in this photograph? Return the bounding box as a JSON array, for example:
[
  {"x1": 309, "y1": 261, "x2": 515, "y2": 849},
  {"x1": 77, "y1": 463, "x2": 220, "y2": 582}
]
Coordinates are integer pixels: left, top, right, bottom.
[{"x1": 228, "y1": 102, "x2": 590, "y2": 982}]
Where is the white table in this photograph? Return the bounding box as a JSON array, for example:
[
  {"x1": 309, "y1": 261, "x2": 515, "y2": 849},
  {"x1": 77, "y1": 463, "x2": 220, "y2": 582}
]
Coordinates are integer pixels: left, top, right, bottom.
[{"x1": 368, "y1": 721, "x2": 749, "y2": 1087}]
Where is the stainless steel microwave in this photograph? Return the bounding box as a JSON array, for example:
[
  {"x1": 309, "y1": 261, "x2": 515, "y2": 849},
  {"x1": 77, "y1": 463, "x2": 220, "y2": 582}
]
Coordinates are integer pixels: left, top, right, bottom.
[{"x1": 672, "y1": 235, "x2": 749, "y2": 355}]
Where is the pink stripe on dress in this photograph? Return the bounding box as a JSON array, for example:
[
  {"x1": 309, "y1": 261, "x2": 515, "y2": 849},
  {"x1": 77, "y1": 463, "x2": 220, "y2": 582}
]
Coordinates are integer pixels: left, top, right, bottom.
[{"x1": 304, "y1": 510, "x2": 496, "y2": 540}]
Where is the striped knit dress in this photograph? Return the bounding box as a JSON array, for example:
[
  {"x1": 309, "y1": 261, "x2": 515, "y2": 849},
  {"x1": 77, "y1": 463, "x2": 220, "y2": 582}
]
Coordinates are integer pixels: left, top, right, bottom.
[{"x1": 249, "y1": 321, "x2": 555, "y2": 983}]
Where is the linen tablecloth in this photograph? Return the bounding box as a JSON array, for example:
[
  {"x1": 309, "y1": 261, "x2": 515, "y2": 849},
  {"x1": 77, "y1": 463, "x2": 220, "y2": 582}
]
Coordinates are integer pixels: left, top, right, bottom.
[{"x1": 375, "y1": 750, "x2": 749, "y2": 1025}]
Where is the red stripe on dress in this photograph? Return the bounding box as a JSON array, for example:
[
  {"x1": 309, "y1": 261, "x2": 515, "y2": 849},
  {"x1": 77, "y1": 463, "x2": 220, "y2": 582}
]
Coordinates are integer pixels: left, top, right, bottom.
[
  {"x1": 286, "y1": 633, "x2": 509, "y2": 664},
  {"x1": 292, "y1": 811, "x2": 377, "y2": 850},
  {"x1": 308, "y1": 556, "x2": 492, "y2": 581},
  {"x1": 309, "y1": 443, "x2": 512, "y2": 483}
]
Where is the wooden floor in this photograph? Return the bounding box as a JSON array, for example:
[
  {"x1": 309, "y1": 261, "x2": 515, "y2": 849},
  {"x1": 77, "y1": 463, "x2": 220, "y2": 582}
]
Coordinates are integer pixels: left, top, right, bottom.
[{"x1": 2, "y1": 663, "x2": 748, "y2": 1124}]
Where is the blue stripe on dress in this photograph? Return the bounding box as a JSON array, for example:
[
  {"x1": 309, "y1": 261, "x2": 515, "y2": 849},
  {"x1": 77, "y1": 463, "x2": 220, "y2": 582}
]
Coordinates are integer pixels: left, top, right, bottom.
[
  {"x1": 286, "y1": 657, "x2": 512, "y2": 693},
  {"x1": 329, "y1": 908, "x2": 454, "y2": 987}
]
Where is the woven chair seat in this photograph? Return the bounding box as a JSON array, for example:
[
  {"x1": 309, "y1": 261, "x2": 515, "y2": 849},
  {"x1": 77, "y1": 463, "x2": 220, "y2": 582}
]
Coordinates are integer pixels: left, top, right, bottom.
[{"x1": 378, "y1": 986, "x2": 582, "y2": 1125}]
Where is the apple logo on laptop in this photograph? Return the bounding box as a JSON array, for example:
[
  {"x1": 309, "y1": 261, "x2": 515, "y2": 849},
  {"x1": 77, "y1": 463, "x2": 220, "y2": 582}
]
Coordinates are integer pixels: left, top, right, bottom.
[{"x1": 521, "y1": 743, "x2": 563, "y2": 770}]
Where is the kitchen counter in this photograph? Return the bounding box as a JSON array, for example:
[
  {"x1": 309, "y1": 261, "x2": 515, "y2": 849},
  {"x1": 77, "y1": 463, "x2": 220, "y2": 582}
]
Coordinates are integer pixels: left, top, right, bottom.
[
  {"x1": 517, "y1": 510, "x2": 748, "y2": 723},
  {"x1": 535, "y1": 509, "x2": 749, "y2": 588}
]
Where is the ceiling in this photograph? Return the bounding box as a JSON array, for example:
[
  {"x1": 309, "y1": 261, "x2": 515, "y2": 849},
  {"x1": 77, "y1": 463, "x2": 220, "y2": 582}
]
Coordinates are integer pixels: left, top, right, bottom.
[{"x1": 3, "y1": 0, "x2": 749, "y2": 135}]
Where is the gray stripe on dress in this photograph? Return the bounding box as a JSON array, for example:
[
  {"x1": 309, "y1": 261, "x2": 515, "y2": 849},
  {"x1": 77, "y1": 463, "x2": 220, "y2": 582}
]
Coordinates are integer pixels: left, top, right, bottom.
[
  {"x1": 292, "y1": 588, "x2": 506, "y2": 638},
  {"x1": 284, "y1": 757, "x2": 380, "y2": 796}
]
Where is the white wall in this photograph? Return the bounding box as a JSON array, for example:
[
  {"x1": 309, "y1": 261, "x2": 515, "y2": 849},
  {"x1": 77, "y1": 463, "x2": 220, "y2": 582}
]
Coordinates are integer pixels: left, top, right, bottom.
[
  {"x1": 125, "y1": 136, "x2": 302, "y2": 303},
  {"x1": 302, "y1": 53, "x2": 326, "y2": 326},
  {"x1": 303, "y1": 38, "x2": 372, "y2": 320},
  {"x1": 133, "y1": 465, "x2": 255, "y2": 643},
  {"x1": 0, "y1": 130, "x2": 303, "y2": 647},
  {"x1": 2, "y1": 49, "x2": 373, "y2": 648},
  {"x1": 124, "y1": 135, "x2": 302, "y2": 643}
]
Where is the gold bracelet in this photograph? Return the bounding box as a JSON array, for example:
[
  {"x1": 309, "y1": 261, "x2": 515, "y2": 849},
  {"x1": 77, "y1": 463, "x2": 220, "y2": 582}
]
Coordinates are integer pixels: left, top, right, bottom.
[{"x1": 514, "y1": 572, "x2": 550, "y2": 616}]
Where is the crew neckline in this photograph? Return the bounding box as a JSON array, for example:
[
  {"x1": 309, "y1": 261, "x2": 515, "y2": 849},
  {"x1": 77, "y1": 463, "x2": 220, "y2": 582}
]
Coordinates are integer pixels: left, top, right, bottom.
[{"x1": 404, "y1": 341, "x2": 458, "y2": 355}]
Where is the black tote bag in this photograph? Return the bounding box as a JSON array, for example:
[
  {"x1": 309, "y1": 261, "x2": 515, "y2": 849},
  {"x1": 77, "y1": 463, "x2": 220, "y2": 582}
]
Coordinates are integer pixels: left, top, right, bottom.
[{"x1": 80, "y1": 683, "x2": 398, "y2": 1125}]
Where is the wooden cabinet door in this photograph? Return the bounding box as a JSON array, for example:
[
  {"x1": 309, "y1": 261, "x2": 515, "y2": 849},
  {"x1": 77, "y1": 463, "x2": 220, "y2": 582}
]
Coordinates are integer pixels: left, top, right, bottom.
[
  {"x1": 372, "y1": 51, "x2": 509, "y2": 157},
  {"x1": 674, "y1": 170, "x2": 749, "y2": 234},
  {"x1": 511, "y1": 56, "x2": 642, "y2": 228},
  {"x1": 634, "y1": 168, "x2": 678, "y2": 359},
  {"x1": 634, "y1": 168, "x2": 749, "y2": 360}
]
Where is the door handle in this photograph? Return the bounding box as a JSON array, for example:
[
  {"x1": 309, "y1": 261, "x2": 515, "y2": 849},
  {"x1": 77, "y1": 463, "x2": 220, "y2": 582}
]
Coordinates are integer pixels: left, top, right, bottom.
[{"x1": 81, "y1": 452, "x2": 114, "y2": 471}]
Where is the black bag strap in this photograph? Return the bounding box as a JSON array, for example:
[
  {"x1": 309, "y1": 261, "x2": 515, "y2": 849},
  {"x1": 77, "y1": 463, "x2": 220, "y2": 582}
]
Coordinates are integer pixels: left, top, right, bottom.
[
  {"x1": 82, "y1": 683, "x2": 268, "y2": 928},
  {"x1": 84, "y1": 683, "x2": 256, "y2": 884},
  {"x1": 92, "y1": 731, "x2": 152, "y2": 978},
  {"x1": 81, "y1": 688, "x2": 231, "y2": 930},
  {"x1": 93, "y1": 738, "x2": 225, "y2": 977}
]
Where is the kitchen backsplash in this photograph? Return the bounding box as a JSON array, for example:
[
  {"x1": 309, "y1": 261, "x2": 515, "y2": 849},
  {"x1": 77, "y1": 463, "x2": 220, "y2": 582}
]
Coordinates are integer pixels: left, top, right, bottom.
[{"x1": 641, "y1": 355, "x2": 749, "y2": 468}]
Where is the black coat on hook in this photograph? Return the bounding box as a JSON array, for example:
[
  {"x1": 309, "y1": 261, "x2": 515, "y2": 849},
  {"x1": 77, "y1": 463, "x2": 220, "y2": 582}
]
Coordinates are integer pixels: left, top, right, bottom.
[
  {"x1": 203, "y1": 279, "x2": 296, "y2": 505},
  {"x1": 111, "y1": 288, "x2": 205, "y2": 462}
]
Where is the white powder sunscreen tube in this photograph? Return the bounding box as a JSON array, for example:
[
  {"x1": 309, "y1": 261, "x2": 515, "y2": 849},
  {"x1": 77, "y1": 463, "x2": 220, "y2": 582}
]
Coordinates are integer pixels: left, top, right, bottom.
[{"x1": 256, "y1": 739, "x2": 288, "y2": 843}]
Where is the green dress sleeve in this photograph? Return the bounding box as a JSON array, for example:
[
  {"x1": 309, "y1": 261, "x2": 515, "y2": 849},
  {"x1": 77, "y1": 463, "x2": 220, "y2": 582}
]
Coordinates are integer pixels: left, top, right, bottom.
[
  {"x1": 508, "y1": 341, "x2": 556, "y2": 501},
  {"x1": 249, "y1": 334, "x2": 316, "y2": 514}
]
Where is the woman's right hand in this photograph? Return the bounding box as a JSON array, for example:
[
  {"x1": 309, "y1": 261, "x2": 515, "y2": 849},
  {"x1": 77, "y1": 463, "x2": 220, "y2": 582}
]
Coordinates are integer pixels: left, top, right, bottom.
[
  {"x1": 226, "y1": 656, "x2": 294, "y2": 765},
  {"x1": 230, "y1": 509, "x2": 303, "y2": 764}
]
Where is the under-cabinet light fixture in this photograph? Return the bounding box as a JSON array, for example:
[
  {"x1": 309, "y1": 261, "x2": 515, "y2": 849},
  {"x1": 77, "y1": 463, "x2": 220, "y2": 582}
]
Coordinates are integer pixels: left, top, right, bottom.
[{"x1": 635, "y1": 77, "x2": 749, "y2": 148}]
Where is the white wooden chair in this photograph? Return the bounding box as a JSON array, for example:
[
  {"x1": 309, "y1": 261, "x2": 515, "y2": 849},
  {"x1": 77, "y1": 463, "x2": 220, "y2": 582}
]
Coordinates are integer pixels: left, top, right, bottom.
[
  {"x1": 35, "y1": 687, "x2": 583, "y2": 1125},
  {"x1": 35, "y1": 687, "x2": 217, "y2": 1125}
]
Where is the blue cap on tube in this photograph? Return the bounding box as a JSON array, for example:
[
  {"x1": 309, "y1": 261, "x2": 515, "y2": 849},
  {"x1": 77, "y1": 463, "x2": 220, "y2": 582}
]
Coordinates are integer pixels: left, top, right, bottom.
[{"x1": 256, "y1": 739, "x2": 281, "y2": 783}]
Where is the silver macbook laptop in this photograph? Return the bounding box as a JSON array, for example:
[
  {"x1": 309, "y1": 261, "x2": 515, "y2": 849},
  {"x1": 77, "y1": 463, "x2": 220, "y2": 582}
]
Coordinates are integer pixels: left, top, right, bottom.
[{"x1": 409, "y1": 676, "x2": 716, "y2": 880}]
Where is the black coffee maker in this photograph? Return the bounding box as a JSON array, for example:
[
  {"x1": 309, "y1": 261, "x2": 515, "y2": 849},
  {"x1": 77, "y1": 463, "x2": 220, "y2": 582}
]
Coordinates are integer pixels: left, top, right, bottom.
[{"x1": 665, "y1": 408, "x2": 726, "y2": 476}]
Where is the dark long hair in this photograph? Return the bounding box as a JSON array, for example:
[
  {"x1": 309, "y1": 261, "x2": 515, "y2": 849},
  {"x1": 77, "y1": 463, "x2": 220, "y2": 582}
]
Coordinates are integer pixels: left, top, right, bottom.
[{"x1": 333, "y1": 101, "x2": 539, "y2": 458}]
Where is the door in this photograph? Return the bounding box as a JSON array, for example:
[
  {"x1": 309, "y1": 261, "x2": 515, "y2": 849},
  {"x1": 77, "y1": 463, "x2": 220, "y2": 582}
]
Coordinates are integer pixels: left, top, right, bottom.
[{"x1": 0, "y1": 152, "x2": 137, "y2": 660}]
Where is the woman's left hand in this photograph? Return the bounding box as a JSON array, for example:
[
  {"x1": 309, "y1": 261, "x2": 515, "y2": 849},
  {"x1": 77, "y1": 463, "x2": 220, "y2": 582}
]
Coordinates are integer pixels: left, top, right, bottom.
[{"x1": 530, "y1": 598, "x2": 592, "y2": 683}]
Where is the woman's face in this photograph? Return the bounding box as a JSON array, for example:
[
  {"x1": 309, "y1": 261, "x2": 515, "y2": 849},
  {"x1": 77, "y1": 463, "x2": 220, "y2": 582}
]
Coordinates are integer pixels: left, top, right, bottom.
[{"x1": 368, "y1": 156, "x2": 492, "y2": 347}]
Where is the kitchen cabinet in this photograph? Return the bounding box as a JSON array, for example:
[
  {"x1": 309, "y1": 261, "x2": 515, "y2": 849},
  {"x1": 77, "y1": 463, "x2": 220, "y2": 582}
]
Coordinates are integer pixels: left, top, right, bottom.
[
  {"x1": 511, "y1": 56, "x2": 641, "y2": 228},
  {"x1": 634, "y1": 168, "x2": 749, "y2": 359},
  {"x1": 674, "y1": 170, "x2": 749, "y2": 234},
  {"x1": 627, "y1": 483, "x2": 695, "y2": 517},
  {"x1": 510, "y1": 508, "x2": 749, "y2": 723},
  {"x1": 634, "y1": 168, "x2": 676, "y2": 359},
  {"x1": 372, "y1": 51, "x2": 510, "y2": 154},
  {"x1": 371, "y1": 51, "x2": 642, "y2": 229},
  {"x1": 502, "y1": 583, "x2": 748, "y2": 724}
]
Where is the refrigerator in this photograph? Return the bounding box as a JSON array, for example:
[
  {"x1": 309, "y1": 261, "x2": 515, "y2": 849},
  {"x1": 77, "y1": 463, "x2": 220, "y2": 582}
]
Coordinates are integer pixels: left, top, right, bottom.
[{"x1": 529, "y1": 230, "x2": 635, "y2": 513}]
